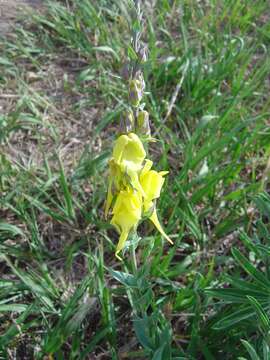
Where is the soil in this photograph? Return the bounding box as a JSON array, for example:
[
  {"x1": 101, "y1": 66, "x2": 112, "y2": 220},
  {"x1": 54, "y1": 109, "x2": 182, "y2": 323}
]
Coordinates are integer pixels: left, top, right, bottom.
[{"x1": 0, "y1": 0, "x2": 43, "y2": 34}]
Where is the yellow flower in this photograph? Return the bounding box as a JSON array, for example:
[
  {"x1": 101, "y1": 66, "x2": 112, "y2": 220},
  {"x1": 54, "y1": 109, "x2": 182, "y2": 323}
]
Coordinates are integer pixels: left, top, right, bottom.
[
  {"x1": 110, "y1": 189, "x2": 142, "y2": 259},
  {"x1": 105, "y1": 133, "x2": 146, "y2": 217},
  {"x1": 140, "y1": 159, "x2": 172, "y2": 244},
  {"x1": 140, "y1": 159, "x2": 168, "y2": 211},
  {"x1": 105, "y1": 134, "x2": 172, "y2": 259}
]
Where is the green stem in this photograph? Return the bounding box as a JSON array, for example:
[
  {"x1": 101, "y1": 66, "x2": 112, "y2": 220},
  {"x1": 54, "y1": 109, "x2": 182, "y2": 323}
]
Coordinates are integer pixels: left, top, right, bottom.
[{"x1": 131, "y1": 239, "x2": 138, "y2": 273}]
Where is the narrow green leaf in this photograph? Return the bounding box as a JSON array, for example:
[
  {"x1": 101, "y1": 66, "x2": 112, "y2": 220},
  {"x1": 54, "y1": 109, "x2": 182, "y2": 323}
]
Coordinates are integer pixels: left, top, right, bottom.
[
  {"x1": 232, "y1": 248, "x2": 270, "y2": 290},
  {"x1": 241, "y1": 339, "x2": 260, "y2": 360}
]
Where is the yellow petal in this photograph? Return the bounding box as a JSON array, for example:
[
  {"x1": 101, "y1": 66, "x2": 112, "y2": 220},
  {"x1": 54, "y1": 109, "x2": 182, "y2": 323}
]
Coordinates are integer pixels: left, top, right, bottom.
[
  {"x1": 111, "y1": 210, "x2": 136, "y2": 259},
  {"x1": 109, "y1": 160, "x2": 123, "y2": 190},
  {"x1": 126, "y1": 167, "x2": 145, "y2": 197},
  {"x1": 112, "y1": 189, "x2": 141, "y2": 217},
  {"x1": 111, "y1": 189, "x2": 142, "y2": 258},
  {"x1": 113, "y1": 133, "x2": 146, "y2": 169},
  {"x1": 140, "y1": 170, "x2": 166, "y2": 203},
  {"x1": 123, "y1": 133, "x2": 146, "y2": 167},
  {"x1": 140, "y1": 159, "x2": 153, "y2": 178},
  {"x1": 149, "y1": 208, "x2": 173, "y2": 244},
  {"x1": 113, "y1": 135, "x2": 129, "y2": 164},
  {"x1": 115, "y1": 230, "x2": 129, "y2": 260},
  {"x1": 144, "y1": 200, "x2": 154, "y2": 213}
]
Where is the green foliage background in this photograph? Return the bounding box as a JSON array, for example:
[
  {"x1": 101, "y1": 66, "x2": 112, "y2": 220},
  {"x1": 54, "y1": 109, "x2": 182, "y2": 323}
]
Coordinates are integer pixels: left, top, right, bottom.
[{"x1": 0, "y1": 0, "x2": 270, "y2": 359}]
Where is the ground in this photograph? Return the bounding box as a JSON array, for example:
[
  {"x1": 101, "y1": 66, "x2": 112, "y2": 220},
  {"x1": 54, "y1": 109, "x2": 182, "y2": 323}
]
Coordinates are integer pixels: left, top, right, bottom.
[{"x1": 0, "y1": 0, "x2": 42, "y2": 33}]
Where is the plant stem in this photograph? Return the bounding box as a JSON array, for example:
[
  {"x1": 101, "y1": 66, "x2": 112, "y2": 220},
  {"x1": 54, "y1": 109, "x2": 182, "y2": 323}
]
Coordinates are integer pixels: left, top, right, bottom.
[{"x1": 130, "y1": 233, "x2": 138, "y2": 273}]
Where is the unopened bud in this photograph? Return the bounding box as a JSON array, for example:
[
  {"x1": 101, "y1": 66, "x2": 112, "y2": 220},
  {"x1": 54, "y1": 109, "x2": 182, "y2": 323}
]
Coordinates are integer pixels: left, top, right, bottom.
[
  {"x1": 120, "y1": 110, "x2": 134, "y2": 133},
  {"x1": 136, "y1": 71, "x2": 145, "y2": 91},
  {"x1": 129, "y1": 79, "x2": 144, "y2": 107},
  {"x1": 138, "y1": 45, "x2": 148, "y2": 63},
  {"x1": 137, "y1": 110, "x2": 151, "y2": 136}
]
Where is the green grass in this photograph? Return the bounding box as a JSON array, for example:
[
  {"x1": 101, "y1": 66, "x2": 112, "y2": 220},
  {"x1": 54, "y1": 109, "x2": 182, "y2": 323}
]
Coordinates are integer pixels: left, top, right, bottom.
[{"x1": 0, "y1": 0, "x2": 270, "y2": 358}]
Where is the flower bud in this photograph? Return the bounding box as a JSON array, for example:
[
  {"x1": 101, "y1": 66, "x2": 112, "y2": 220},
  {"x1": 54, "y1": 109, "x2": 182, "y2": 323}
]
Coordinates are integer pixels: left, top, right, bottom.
[
  {"x1": 120, "y1": 110, "x2": 135, "y2": 133},
  {"x1": 137, "y1": 110, "x2": 151, "y2": 136},
  {"x1": 129, "y1": 78, "x2": 144, "y2": 107},
  {"x1": 138, "y1": 45, "x2": 148, "y2": 63},
  {"x1": 136, "y1": 71, "x2": 145, "y2": 91}
]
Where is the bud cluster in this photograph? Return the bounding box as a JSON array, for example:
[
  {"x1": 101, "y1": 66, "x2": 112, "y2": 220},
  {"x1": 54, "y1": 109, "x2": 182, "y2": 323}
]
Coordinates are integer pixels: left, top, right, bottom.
[{"x1": 120, "y1": 0, "x2": 151, "y2": 137}]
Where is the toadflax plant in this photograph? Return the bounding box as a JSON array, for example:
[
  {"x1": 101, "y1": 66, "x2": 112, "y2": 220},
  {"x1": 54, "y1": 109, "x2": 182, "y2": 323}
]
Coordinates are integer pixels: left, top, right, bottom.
[{"x1": 105, "y1": 0, "x2": 172, "y2": 260}]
